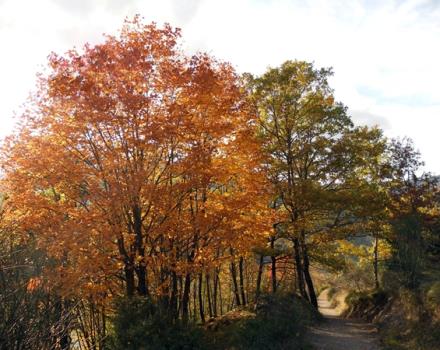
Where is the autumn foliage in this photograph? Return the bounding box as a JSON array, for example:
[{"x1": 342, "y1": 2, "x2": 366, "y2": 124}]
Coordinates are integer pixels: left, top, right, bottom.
[{"x1": 1, "y1": 17, "x2": 270, "y2": 310}]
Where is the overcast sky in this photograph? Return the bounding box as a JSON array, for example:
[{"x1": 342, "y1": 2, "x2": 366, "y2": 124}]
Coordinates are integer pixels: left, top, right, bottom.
[{"x1": 0, "y1": 0, "x2": 439, "y2": 173}]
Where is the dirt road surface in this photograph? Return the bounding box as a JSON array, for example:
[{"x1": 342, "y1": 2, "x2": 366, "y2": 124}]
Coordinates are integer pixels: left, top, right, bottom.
[{"x1": 306, "y1": 289, "x2": 381, "y2": 350}]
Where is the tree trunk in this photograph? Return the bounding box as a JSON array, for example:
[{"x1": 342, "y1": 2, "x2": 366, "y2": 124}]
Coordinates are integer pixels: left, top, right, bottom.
[
  {"x1": 293, "y1": 238, "x2": 307, "y2": 300},
  {"x1": 159, "y1": 267, "x2": 170, "y2": 311},
  {"x1": 270, "y1": 236, "x2": 277, "y2": 293},
  {"x1": 239, "y1": 257, "x2": 247, "y2": 305},
  {"x1": 100, "y1": 306, "x2": 106, "y2": 350},
  {"x1": 374, "y1": 235, "x2": 379, "y2": 289},
  {"x1": 213, "y1": 268, "x2": 219, "y2": 317},
  {"x1": 270, "y1": 237, "x2": 277, "y2": 293},
  {"x1": 55, "y1": 297, "x2": 71, "y2": 350},
  {"x1": 255, "y1": 254, "x2": 264, "y2": 302},
  {"x1": 124, "y1": 263, "x2": 135, "y2": 297},
  {"x1": 133, "y1": 204, "x2": 148, "y2": 296},
  {"x1": 181, "y1": 273, "x2": 191, "y2": 322},
  {"x1": 193, "y1": 279, "x2": 197, "y2": 322},
  {"x1": 206, "y1": 273, "x2": 213, "y2": 318},
  {"x1": 301, "y1": 231, "x2": 318, "y2": 308},
  {"x1": 170, "y1": 271, "x2": 178, "y2": 319},
  {"x1": 198, "y1": 273, "x2": 205, "y2": 323},
  {"x1": 136, "y1": 264, "x2": 148, "y2": 296},
  {"x1": 303, "y1": 253, "x2": 318, "y2": 308},
  {"x1": 218, "y1": 272, "x2": 223, "y2": 315},
  {"x1": 230, "y1": 260, "x2": 242, "y2": 307}
]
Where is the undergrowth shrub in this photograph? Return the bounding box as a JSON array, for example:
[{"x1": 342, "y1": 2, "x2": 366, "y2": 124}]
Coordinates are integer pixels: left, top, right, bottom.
[
  {"x1": 108, "y1": 297, "x2": 207, "y2": 350},
  {"x1": 108, "y1": 293, "x2": 318, "y2": 350},
  {"x1": 210, "y1": 293, "x2": 319, "y2": 350}
]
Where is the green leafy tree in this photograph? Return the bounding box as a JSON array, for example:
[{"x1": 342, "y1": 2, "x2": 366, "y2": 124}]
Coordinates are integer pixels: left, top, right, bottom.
[
  {"x1": 386, "y1": 138, "x2": 439, "y2": 288},
  {"x1": 247, "y1": 60, "x2": 385, "y2": 307}
]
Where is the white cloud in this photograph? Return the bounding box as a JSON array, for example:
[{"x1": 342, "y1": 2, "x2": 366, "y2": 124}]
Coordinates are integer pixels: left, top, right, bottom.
[{"x1": 0, "y1": 0, "x2": 439, "y2": 173}]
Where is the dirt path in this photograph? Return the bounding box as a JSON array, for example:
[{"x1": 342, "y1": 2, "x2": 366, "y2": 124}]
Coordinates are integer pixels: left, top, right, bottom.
[{"x1": 306, "y1": 289, "x2": 381, "y2": 350}]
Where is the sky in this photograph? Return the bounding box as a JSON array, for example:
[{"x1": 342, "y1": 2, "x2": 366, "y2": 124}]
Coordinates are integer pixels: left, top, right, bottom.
[{"x1": 0, "y1": 0, "x2": 439, "y2": 173}]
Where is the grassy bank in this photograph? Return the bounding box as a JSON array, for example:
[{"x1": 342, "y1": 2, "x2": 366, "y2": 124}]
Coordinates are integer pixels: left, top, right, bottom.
[{"x1": 344, "y1": 284, "x2": 440, "y2": 350}]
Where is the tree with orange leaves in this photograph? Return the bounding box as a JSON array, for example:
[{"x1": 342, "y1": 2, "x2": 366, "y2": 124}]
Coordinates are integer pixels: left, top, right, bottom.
[{"x1": 1, "y1": 16, "x2": 271, "y2": 321}]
